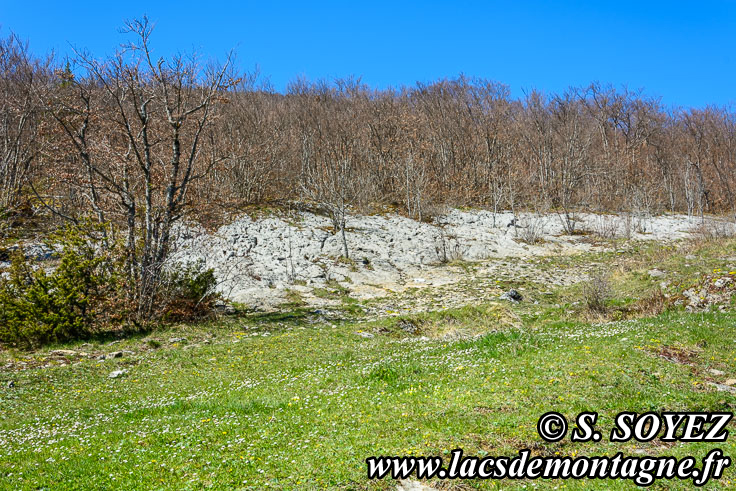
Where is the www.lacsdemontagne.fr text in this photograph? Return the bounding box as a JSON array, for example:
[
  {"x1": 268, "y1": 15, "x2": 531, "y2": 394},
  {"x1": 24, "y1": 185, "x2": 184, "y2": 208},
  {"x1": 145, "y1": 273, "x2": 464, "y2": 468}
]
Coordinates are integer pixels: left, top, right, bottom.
[{"x1": 366, "y1": 448, "x2": 731, "y2": 486}]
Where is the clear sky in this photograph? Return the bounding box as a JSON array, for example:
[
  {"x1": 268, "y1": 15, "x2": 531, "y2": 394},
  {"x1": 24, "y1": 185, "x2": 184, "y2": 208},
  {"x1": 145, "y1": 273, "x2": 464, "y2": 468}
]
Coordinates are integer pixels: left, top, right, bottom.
[{"x1": 2, "y1": 1, "x2": 734, "y2": 107}]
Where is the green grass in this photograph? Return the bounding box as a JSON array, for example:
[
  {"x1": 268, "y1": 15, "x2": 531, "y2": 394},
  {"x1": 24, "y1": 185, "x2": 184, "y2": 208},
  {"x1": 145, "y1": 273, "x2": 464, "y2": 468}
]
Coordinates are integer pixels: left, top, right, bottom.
[{"x1": 2, "y1": 240, "x2": 736, "y2": 489}]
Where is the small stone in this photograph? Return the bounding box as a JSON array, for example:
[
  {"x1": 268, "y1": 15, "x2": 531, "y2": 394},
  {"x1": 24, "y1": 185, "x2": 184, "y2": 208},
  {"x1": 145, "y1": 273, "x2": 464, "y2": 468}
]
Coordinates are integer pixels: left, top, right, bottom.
[
  {"x1": 714, "y1": 277, "x2": 732, "y2": 289},
  {"x1": 6, "y1": 380, "x2": 14, "y2": 388},
  {"x1": 109, "y1": 351, "x2": 123, "y2": 359},
  {"x1": 169, "y1": 337, "x2": 187, "y2": 344},
  {"x1": 50, "y1": 349, "x2": 77, "y2": 357},
  {"x1": 500, "y1": 289, "x2": 523, "y2": 303},
  {"x1": 214, "y1": 300, "x2": 236, "y2": 315},
  {"x1": 356, "y1": 331, "x2": 374, "y2": 338},
  {"x1": 648, "y1": 269, "x2": 665, "y2": 278},
  {"x1": 724, "y1": 379, "x2": 736, "y2": 386},
  {"x1": 709, "y1": 369, "x2": 726, "y2": 376},
  {"x1": 398, "y1": 320, "x2": 419, "y2": 334},
  {"x1": 109, "y1": 369, "x2": 128, "y2": 379},
  {"x1": 397, "y1": 479, "x2": 437, "y2": 491},
  {"x1": 709, "y1": 382, "x2": 736, "y2": 394}
]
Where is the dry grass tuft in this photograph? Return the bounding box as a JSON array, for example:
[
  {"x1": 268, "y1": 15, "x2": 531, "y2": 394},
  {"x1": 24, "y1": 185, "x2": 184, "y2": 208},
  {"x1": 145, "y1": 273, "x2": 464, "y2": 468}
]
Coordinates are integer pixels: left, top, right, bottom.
[{"x1": 582, "y1": 272, "x2": 613, "y2": 314}]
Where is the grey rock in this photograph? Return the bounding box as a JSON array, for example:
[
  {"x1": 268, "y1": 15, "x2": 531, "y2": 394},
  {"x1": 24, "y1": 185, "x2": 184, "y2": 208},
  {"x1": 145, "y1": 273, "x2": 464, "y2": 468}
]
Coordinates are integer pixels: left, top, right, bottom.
[
  {"x1": 648, "y1": 269, "x2": 666, "y2": 278},
  {"x1": 6, "y1": 380, "x2": 14, "y2": 388},
  {"x1": 109, "y1": 369, "x2": 128, "y2": 379},
  {"x1": 708, "y1": 369, "x2": 726, "y2": 376},
  {"x1": 9, "y1": 243, "x2": 57, "y2": 262},
  {"x1": 398, "y1": 320, "x2": 419, "y2": 334},
  {"x1": 109, "y1": 351, "x2": 123, "y2": 359},
  {"x1": 168, "y1": 211, "x2": 707, "y2": 309},
  {"x1": 356, "y1": 331, "x2": 374, "y2": 338},
  {"x1": 397, "y1": 480, "x2": 437, "y2": 491},
  {"x1": 500, "y1": 289, "x2": 523, "y2": 303},
  {"x1": 214, "y1": 300, "x2": 237, "y2": 315},
  {"x1": 169, "y1": 337, "x2": 187, "y2": 344},
  {"x1": 714, "y1": 277, "x2": 732, "y2": 289},
  {"x1": 683, "y1": 289, "x2": 703, "y2": 308},
  {"x1": 708, "y1": 382, "x2": 736, "y2": 394},
  {"x1": 50, "y1": 349, "x2": 77, "y2": 357}
]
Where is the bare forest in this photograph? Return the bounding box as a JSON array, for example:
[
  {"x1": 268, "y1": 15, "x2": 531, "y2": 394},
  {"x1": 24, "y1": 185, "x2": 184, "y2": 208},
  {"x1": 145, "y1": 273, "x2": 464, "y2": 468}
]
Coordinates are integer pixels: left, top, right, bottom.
[
  {"x1": 2, "y1": 21, "x2": 736, "y2": 328},
  {"x1": 5, "y1": 27, "x2": 736, "y2": 234}
]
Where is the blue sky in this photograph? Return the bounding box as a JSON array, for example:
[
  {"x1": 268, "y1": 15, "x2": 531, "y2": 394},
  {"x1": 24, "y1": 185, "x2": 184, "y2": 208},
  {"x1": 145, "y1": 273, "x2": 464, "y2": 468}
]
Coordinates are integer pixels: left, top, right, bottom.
[{"x1": 2, "y1": 1, "x2": 734, "y2": 107}]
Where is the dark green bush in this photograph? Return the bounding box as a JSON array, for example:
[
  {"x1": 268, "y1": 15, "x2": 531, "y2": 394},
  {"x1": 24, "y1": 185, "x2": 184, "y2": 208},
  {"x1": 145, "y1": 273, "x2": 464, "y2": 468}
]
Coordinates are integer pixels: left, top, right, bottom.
[
  {"x1": 0, "y1": 224, "x2": 117, "y2": 348},
  {"x1": 0, "y1": 224, "x2": 220, "y2": 348}
]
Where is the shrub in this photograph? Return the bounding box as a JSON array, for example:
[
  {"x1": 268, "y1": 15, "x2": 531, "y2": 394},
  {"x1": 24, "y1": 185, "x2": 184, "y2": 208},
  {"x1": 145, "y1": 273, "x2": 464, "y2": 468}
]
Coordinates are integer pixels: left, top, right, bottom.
[
  {"x1": 693, "y1": 219, "x2": 736, "y2": 241},
  {"x1": 434, "y1": 231, "x2": 462, "y2": 264},
  {"x1": 518, "y1": 214, "x2": 546, "y2": 244},
  {"x1": 632, "y1": 288, "x2": 669, "y2": 317},
  {"x1": 0, "y1": 223, "x2": 119, "y2": 348},
  {"x1": 591, "y1": 215, "x2": 621, "y2": 239},
  {"x1": 159, "y1": 260, "x2": 219, "y2": 322},
  {"x1": 582, "y1": 272, "x2": 612, "y2": 314},
  {"x1": 0, "y1": 223, "x2": 222, "y2": 348}
]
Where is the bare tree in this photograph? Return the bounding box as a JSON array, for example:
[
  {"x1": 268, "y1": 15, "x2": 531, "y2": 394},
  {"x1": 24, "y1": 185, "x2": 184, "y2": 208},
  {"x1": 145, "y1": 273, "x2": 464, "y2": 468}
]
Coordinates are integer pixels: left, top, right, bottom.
[
  {"x1": 549, "y1": 90, "x2": 593, "y2": 233},
  {"x1": 294, "y1": 78, "x2": 367, "y2": 258},
  {"x1": 0, "y1": 34, "x2": 49, "y2": 216},
  {"x1": 47, "y1": 17, "x2": 235, "y2": 318}
]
